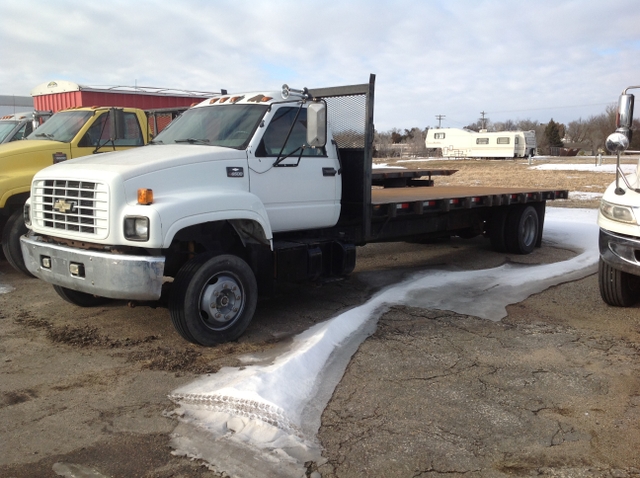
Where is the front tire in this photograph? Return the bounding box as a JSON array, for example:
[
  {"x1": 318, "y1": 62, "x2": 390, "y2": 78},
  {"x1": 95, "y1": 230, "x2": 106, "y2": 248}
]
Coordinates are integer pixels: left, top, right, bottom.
[
  {"x1": 1, "y1": 209, "x2": 33, "y2": 277},
  {"x1": 598, "y1": 258, "x2": 639, "y2": 307},
  {"x1": 53, "y1": 285, "x2": 112, "y2": 307},
  {"x1": 169, "y1": 254, "x2": 258, "y2": 346}
]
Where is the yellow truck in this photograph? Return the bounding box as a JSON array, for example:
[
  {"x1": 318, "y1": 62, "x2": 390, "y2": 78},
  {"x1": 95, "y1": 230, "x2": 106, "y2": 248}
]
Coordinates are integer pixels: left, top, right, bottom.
[{"x1": 0, "y1": 106, "x2": 173, "y2": 275}]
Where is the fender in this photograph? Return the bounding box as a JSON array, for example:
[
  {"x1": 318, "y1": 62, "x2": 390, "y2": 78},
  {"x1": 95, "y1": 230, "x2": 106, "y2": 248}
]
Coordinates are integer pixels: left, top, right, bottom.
[
  {"x1": 153, "y1": 189, "x2": 274, "y2": 249},
  {"x1": 0, "y1": 142, "x2": 72, "y2": 209},
  {"x1": 0, "y1": 183, "x2": 30, "y2": 210}
]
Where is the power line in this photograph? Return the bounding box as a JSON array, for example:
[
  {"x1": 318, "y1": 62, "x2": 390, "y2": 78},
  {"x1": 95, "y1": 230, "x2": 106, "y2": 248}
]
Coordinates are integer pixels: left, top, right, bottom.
[
  {"x1": 435, "y1": 114, "x2": 446, "y2": 128},
  {"x1": 487, "y1": 102, "x2": 612, "y2": 115}
]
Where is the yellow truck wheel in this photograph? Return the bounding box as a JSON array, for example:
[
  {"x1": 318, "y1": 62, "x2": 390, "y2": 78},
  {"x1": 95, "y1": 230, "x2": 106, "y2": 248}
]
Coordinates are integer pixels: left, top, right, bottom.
[{"x1": 1, "y1": 209, "x2": 33, "y2": 277}]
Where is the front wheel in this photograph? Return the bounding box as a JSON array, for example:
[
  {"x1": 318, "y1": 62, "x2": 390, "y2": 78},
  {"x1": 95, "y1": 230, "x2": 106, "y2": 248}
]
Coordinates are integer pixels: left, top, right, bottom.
[
  {"x1": 1, "y1": 209, "x2": 33, "y2": 277},
  {"x1": 598, "y1": 258, "x2": 639, "y2": 307},
  {"x1": 169, "y1": 254, "x2": 258, "y2": 346},
  {"x1": 53, "y1": 285, "x2": 112, "y2": 307}
]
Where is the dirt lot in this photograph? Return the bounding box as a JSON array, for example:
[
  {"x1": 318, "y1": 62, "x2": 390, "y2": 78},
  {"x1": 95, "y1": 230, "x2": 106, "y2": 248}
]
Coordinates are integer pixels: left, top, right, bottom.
[{"x1": 2, "y1": 157, "x2": 640, "y2": 477}]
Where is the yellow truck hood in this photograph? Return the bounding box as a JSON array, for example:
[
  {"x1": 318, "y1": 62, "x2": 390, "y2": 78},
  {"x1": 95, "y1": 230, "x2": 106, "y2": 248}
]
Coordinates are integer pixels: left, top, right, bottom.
[
  {"x1": 0, "y1": 140, "x2": 70, "y2": 208},
  {"x1": 0, "y1": 139, "x2": 69, "y2": 158}
]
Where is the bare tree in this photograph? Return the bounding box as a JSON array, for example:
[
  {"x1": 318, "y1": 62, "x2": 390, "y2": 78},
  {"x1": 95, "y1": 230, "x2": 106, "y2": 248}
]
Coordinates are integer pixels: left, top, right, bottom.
[
  {"x1": 565, "y1": 118, "x2": 589, "y2": 144},
  {"x1": 583, "y1": 106, "x2": 616, "y2": 154},
  {"x1": 516, "y1": 119, "x2": 539, "y2": 131},
  {"x1": 374, "y1": 130, "x2": 396, "y2": 158},
  {"x1": 492, "y1": 119, "x2": 517, "y2": 131},
  {"x1": 402, "y1": 127, "x2": 428, "y2": 157}
]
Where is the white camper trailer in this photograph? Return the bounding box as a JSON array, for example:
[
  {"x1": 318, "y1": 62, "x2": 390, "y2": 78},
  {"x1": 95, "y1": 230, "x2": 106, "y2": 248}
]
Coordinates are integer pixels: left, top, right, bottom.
[{"x1": 425, "y1": 128, "x2": 536, "y2": 159}]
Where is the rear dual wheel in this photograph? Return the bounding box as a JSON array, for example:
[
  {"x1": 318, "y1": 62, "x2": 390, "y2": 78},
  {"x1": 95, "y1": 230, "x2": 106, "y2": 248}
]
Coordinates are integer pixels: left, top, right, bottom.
[
  {"x1": 489, "y1": 205, "x2": 539, "y2": 255},
  {"x1": 169, "y1": 254, "x2": 257, "y2": 346}
]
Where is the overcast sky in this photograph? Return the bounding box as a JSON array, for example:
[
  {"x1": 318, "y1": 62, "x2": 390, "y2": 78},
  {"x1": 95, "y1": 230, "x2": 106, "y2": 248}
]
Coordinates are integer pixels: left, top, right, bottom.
[{"x1": 1, "y1": 0, "x2": 639, "y2": 131}]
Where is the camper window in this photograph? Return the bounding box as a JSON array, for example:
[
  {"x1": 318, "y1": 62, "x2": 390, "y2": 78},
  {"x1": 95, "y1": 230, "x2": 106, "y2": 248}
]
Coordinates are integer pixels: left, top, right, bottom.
[
  {"x1": 476, "y1": 138, "x2": 489, "y2": 144},
  {"x1": 434, "y1": 132, "x2": 445, "y2": 139},
  {"x1": 497, "y1": 137, "x2": 510, "y2": 144}
]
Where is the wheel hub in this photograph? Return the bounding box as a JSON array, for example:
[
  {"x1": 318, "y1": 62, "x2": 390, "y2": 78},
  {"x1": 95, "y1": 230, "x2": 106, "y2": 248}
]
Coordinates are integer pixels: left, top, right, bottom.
[
  {"x1": 200, "y1": 274, "x2": 243, "y2": 325},
  {"x1": 522, "y1": 214, "x2": 537, "y2": 247}
]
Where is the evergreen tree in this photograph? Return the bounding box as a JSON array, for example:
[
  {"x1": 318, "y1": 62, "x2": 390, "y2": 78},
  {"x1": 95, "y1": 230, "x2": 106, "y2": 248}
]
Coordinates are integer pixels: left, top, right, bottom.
[{"x1": 544, "y1": 119, "x2": 564, "y2": 148}]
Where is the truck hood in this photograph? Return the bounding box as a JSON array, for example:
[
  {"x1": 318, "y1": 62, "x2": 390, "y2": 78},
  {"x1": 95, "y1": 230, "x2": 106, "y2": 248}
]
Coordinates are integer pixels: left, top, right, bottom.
[
  {"x1": 0, "y1": 139, "x2": 68, "y2": 159},
  {"x1": 37, "y1": 144, "x2": 248, "y2": 181},
  {"x1": 602, "y1": 170, "x2": 640, "y2": 207}
]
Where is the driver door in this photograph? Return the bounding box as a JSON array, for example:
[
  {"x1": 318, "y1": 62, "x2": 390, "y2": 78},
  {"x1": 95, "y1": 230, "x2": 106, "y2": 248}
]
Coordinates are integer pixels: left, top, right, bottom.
[{"x1": 248, "y1": 106, "x2": 341, "y2": 232}]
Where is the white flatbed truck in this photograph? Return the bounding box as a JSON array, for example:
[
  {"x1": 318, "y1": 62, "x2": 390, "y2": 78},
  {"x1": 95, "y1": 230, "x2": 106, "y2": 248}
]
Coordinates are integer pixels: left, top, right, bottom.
[{"x1": 20, "y1": 75, "x2": 569, "y2": 345}]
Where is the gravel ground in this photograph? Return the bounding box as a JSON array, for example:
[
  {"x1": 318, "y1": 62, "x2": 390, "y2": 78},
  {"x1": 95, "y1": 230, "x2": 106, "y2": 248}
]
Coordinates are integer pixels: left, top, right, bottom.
[{"x1": 2, "y1": 156, "x2": 639, "y2": 478}]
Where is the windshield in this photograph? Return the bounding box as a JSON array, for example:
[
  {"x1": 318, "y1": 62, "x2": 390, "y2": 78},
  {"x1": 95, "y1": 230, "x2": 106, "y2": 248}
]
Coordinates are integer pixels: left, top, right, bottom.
[
  {"x1": 0, "y1": 121, "x2": 18, "y2": 142},
  {"x1": 27, "y1": 110, "x2": 93, "y2": 143},
  {"x1": 151, "y1": 104, "x2": 268, "y2": 149}
]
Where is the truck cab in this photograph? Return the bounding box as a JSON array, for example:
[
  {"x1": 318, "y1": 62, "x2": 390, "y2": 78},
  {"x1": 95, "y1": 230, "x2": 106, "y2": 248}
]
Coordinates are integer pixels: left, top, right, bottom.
[
  {"x1": 0, "y1": 111, "x2": 51, "y2": 144},
  {"x1": 148, "y1": 93, "x2": 341, "y2": 232},
  {"x1": 1, "y1": 107, "x2": 151, "y2": 275},
  {"x1": 597, "y1": 86, "x2": 640, "y2": 306}
]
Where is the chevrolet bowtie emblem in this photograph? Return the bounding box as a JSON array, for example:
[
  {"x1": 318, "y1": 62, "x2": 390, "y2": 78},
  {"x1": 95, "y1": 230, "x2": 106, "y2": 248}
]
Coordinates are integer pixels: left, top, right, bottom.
[{"x1": 53, "y1": 198, "x2": 76, "y2": 213}]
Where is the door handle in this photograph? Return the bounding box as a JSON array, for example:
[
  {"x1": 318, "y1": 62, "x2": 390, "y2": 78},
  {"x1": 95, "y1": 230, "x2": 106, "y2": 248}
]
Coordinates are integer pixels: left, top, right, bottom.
[{"x1": 323, "y1": 167, "x2": 337, "y2": 177}]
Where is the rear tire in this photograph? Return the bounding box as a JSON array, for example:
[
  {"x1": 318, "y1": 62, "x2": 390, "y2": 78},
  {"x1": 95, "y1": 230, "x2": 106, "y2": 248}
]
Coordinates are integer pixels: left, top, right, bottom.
[
  {"x1": 169, "y1": 254, "x2": 258, "y2": 346},
  {"x1": 598, "y1": 258, "x2": 639, "y2": 307},
  {"x1": 488, "y1": 208, "x2": 508, "y2": 253},
  {"x1": 1, "y1": 209, "x2": 33, "y2": 277},
  {"x1": 505, "y1": 205, "x2": 539, "y2": 254},
  {"x1": 53, "y1": 285, "x2": 112, "y2": 307}
]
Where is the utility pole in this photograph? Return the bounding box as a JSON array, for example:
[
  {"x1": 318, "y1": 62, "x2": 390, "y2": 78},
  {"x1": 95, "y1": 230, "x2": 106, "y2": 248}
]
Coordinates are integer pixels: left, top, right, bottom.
[
  {"x1": 435, "y1": 114, "x2": 446, "y2": 128},
  {"x1": 479, "y1": 111, "x2": 487, "y2": 130}
]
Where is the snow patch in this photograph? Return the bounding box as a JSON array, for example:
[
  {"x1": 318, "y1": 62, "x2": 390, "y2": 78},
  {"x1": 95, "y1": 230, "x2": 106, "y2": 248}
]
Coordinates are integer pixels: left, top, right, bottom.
[
  {"x1": 568, "y1": 191, "x2": 603, "y2": 201},
  {"x1": 531, "y1": 163, "x2": 636, "y2": 174}
]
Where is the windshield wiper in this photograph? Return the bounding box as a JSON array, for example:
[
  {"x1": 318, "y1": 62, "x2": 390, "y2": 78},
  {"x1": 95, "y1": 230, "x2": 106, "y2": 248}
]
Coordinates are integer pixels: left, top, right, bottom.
[
  {"x1": 149, "y1": 139, "x2": 164, "y2": 145},
  {"x1": 174, "y1": 138, "x2": 210, "y2": 145},
  {"x1": 35, "y1": 132, "x2": 55, "y2": 139}
]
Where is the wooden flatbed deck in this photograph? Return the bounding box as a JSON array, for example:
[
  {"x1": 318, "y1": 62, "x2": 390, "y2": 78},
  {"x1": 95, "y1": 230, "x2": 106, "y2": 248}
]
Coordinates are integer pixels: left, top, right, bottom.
[
  {"x1": 371, "y1": 167, "x2": 457, "y2": 188},
  {"x1": 369, "y1": 168, "x2": 568, "y2": 214},
  {"x1": 372, "y1": 186, "x2": 568, "y2": 204}
]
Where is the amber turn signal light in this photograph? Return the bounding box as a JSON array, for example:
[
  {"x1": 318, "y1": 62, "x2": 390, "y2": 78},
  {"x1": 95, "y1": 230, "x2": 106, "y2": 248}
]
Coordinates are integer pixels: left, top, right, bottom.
[{"x1": 137, "y1": 188, "x2": 154, "y2": 205}]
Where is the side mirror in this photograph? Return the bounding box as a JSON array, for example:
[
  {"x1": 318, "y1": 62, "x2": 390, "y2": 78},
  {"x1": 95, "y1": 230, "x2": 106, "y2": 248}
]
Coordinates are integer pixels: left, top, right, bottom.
[
  {"x1": 109, "y1": 108, "x2": 126, "y2": 142},
  {"x1": 617, "y1": 94, "x2": 634, "y2": 129},
  {"x1": 306, "y1": 101, "x2": 327, "y2": 148}
]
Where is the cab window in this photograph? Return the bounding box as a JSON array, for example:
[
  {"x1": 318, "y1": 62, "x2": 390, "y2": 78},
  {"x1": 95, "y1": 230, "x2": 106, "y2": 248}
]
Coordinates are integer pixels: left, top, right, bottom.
[
  {"x1": 255, "y1": 107, "x2": 325, "y2": 157},
  {"x1": 10, "y1": 122, "x2": 30, "y2": 141},
  {"x1": 78, "y1": 112, "x2": 143, "y2": 147}
]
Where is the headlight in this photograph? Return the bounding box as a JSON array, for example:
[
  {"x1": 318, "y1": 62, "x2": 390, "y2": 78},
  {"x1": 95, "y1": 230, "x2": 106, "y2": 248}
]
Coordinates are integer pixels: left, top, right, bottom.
[
  {"x1": 23, "y1": 203, "x2": 31, "y2": 227},
  {"x1": 600, "y1": 200, "x2": 637, "y2": 224},
  {"x1": 124, "y1": 216, "x2": 149, "y2": 241}
]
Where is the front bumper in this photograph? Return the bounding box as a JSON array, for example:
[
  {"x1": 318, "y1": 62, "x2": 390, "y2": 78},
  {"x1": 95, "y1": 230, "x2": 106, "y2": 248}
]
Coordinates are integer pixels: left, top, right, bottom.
[
  {"x1": 599, "y1": 228, "x2": 640, "y2": 277},
  {"x1": 20, "y1": 235, "x2": 165, "y2": 300}
]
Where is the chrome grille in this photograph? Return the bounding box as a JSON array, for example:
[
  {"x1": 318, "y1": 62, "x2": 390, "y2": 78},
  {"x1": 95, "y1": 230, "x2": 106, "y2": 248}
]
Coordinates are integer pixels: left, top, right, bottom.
[{"x1": 31, "y1": 179, "x2": 109, "y2": 237}]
